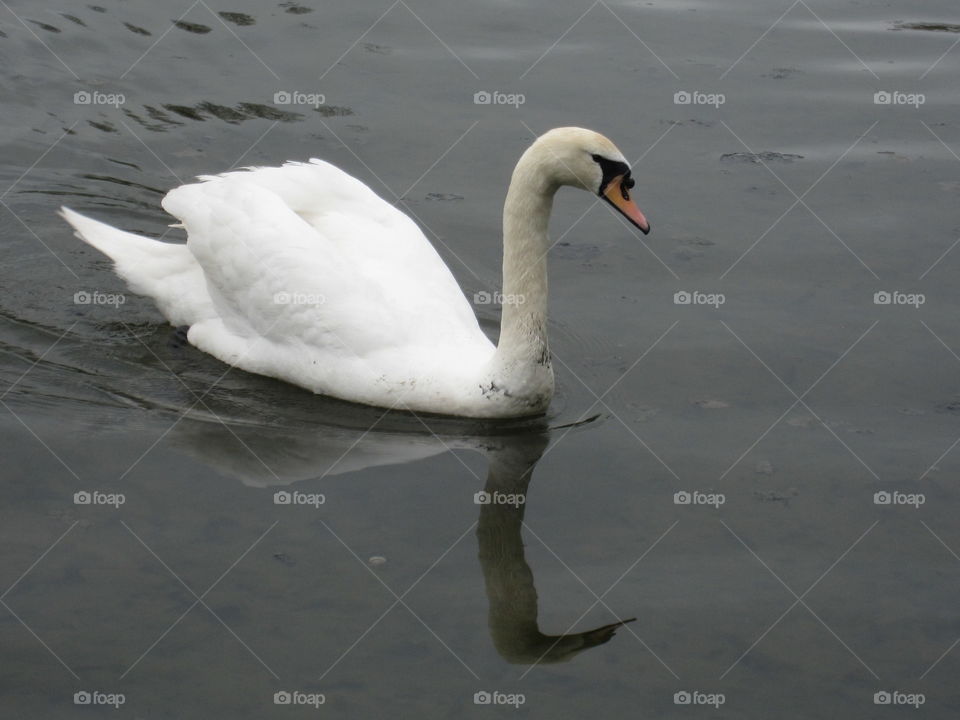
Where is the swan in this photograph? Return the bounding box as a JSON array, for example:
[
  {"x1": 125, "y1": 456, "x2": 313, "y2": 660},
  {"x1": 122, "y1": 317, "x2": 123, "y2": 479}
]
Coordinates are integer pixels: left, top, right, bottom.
[{"x1": 60, "y1": 127, "x2": 649, "y2": 418}]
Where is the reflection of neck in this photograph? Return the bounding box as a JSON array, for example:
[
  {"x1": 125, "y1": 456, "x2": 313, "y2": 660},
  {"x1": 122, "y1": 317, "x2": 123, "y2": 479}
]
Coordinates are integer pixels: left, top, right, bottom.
[
  {"x1": 477, "y1": 438, "x2": 543, "y2": 663},
  {"x1": 477, "y1": 435, "x2": 634, "y2": 664}
]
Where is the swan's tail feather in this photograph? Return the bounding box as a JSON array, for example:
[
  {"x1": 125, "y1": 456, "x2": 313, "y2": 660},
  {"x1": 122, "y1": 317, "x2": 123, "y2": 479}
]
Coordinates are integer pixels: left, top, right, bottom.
[
  {"x1": 61, "y1": 206, "x2": 173, "y2": 268},
  {"x1": 60, "y1": 206, "x2": 214, "y2": 327}
]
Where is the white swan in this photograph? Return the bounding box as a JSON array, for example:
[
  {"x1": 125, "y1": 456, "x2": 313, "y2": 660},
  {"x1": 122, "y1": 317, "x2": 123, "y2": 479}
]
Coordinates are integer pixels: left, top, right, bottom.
[{"x1": 60, "y1": 127, "x2": 649, "y2": 418}]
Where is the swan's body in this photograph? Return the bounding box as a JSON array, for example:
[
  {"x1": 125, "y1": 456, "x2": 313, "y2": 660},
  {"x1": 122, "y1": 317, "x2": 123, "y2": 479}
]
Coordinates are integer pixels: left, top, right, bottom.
[{"x1": 61, "y1": 127, "x2": 649, "y2": 418}]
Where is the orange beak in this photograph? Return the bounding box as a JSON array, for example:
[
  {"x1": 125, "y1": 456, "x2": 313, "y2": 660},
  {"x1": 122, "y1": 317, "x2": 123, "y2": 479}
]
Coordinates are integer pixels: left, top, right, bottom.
[{"x1": 602, "y1": 175, "x2": 650, "y2": 235}]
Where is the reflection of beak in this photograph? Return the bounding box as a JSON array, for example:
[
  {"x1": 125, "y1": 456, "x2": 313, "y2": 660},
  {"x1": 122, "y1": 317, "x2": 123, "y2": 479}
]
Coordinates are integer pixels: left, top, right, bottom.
[{"x1": 602, "y1": 175, "x2": 650, "y2": 235}]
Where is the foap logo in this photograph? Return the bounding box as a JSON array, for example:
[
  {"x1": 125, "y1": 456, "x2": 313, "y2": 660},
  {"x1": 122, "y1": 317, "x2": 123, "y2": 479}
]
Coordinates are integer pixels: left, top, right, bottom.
[
  {"x1": 273, "y1": 490, "x2": 325, "y2": 508},
  {"x1": 874, "y1": 690, "x2": 925, "y2": 708},
  {"x1": 74, "y1": 690, "x2": 125, "y2": 708},
  {"x1": 873, "y1": 90, "x2": 925, "y2": 108},
  {"x1": 674, "y1": 490, "x2": 725, "y2": 509},
  {"x1": 873, "y1": 290, "x2": 924, "y2": 308},
  {"x1": 473, "y1": 690, "x2": 526, "y2": 707},
  {"x1": 273, "y1": 90, "x2": 325, "y2": 108},
  {"x1": 74, "y1": 90, "x2": 125, "y2": 107},
  {"x1": 674, "y1": 290, "x2": 725, "y2": 308},
  {"x1": 273, "y1": 690, "x2": 325, "y2": 707},
  {"x1": 674, "y1": 690, "x2": 725, "y2": 708},
  {"x1": 74, "y1": 490, "x2": 125, "y2": 508},
  {"x1": 473, "y1": 90, "x2": 526, "y2": 108},
  {"x1": 274, "y1": 291, "x2": 325, "y2": 306},
  {"x1": 873, "y1": 490, "x2": 925, "y2": 509},
  {"x1": 674, "y1": 90, "x2": 725, "y2": 108},
  {"x1": 474, "y1": 490, "x2": 525, "y2": 507},
  {"x1": 74, "y1": 290, "x2": 125, "y2": 308},
  {"x1": 473, "y1": 290, "x2": 525, "y2": 306}
]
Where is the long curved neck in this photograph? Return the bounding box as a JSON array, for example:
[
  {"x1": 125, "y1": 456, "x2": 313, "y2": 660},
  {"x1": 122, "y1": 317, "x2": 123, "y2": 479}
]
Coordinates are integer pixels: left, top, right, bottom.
[{"x1": 494, "y1": 151, "x2": 557, "y2": 374}]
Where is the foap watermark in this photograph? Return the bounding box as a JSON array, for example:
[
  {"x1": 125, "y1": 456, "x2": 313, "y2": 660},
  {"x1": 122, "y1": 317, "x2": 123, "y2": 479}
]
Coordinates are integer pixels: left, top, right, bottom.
[
  {"x1": 874, "y1": 291, "x2": 924, "y2": 308},
  {"x1": 474, "y1": 490, "x2": 525, "y2": 507},
  {"x1": 274, "y1": 490, "x2": 325, "y2": 508},
  {"x1": 874, "y1": 90, "x2": 925, "y2": 108},
  {"x1": 874, "y1": 490, "x2": 925, "y2": 509},
  {"x1": 74, "y1": 491, "x2": 125, "y2": 508},
  {"x1": 473, "y1": 290, "x2": 525, "y2": 306},
  {"x1": 674, "y1": 690, "x2": 725, "y2": 708},
  {"x1": 473, "y1": 90, "x2": 525, "y2": 108},
  {"x1": 674, "y1": 290, "x2": 725, "y2": 308},
  {"x1": 274, "y1": 90, "x2": 325, "y2": 108},
  {"x1": 74, "y1": 90, "x2": 125, "y2": 107},
  {"x1": 274, "y1": 291, "x2": 325, "y2": 306},
  {"x1": 74, "y1": 691, "x2": 125, "y2": 708},
  {"x1": 273, "y1": 690, "x2": 325, "y2": 707},
  {"x1": 74, "y1": 290, "x2": 125, "y2": 308},
  {"x1": 674, "y1": 90, "x2": 725, "y2": 108},
  {"x1": 473, "y1": 690, "x2": 525, "y2": 708},
  {"x1": 674, "y1": 490, "x2": 725, "y2": 509},
  {"x1": 874, "y1": 690, "x2": 925, "y2": 708}
]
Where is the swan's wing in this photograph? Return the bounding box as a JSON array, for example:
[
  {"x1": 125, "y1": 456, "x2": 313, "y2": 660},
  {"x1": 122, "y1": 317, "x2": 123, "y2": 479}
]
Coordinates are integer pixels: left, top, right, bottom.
[
  {"x1": 206, "y1": 159, "x2": 483, "y2": 338},
  {"x1": 161, "y1": 164, "x2": 492, "y2": 379}
]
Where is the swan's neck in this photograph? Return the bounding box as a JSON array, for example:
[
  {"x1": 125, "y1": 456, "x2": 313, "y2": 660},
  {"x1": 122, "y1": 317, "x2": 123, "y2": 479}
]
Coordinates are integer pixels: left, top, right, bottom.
[{"x1": 489, "y1": 153, "x2": 557, "y2": 400}]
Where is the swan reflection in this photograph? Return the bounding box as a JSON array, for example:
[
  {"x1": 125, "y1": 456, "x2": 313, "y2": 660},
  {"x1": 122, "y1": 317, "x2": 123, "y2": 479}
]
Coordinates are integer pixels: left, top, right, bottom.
[{"x1": 172, "y1": 411, "x2": 634, "y2": 664}]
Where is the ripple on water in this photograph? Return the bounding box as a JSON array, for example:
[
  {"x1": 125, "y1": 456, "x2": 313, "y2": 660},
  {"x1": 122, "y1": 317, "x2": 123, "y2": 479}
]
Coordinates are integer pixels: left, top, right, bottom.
[
  {"x1": 218, "y1": 12, "x2": 256, "y2": 27},
  {"x1": 87, "y1": 120, "x2": 117, "y2": 134},
  {"x1": 119, "y1": 102, "x2": 306, "y2": 132},
  {"x1": 775, "y1": 17, "x2": 960, "y2": 36},
  {"x1": 800, "y1": 57, "x2": 942, "y2": 75},
  {"x1": 720, "y1": 151, "x2": 804, "y2": 164},
  {"x1": 123, "y1": 22, "x2": 151, "y2": 36},
  {"x1": 280, "y1": 2, "x2": 314, "y2": 15},
  {"x1": 172, "y1": 19, "x2": 211, "y2": 34},
  {"x1": 893, "y1": 22, "x2": 960, "y2": 33},
  {"x1": 27, "y1": 20, "x2": 60, "y2": 33}
]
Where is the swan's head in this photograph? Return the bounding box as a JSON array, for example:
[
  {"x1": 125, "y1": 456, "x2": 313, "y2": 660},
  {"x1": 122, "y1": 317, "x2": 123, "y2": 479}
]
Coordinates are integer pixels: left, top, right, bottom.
[{"x1": 530, "y1": 127, "x2": 650, "y2": 235}]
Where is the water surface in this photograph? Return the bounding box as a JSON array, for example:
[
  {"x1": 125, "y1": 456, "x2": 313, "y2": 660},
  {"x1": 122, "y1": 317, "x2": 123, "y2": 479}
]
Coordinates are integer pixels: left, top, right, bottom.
[{"x1": 2, "y1": 0, "x2": 960, "y2": 717}]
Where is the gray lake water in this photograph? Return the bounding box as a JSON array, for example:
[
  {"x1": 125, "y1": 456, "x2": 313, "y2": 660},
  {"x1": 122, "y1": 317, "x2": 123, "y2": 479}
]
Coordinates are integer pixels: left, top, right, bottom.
[{"x1": 2, "y1": 0, "x2": 960, "y2": 717}]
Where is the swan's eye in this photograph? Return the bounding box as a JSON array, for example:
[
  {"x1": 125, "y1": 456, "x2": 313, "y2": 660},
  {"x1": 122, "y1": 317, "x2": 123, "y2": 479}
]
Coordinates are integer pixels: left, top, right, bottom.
[{"x1": 592, "y1": 154, "x2": 632, "y2": 196}]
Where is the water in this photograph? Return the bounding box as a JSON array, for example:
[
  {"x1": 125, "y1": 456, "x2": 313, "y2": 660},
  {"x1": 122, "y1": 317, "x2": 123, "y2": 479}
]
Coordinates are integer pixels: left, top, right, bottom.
[{"x1": 2, "y1": 0, "x2": 960, "y2": 717}]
